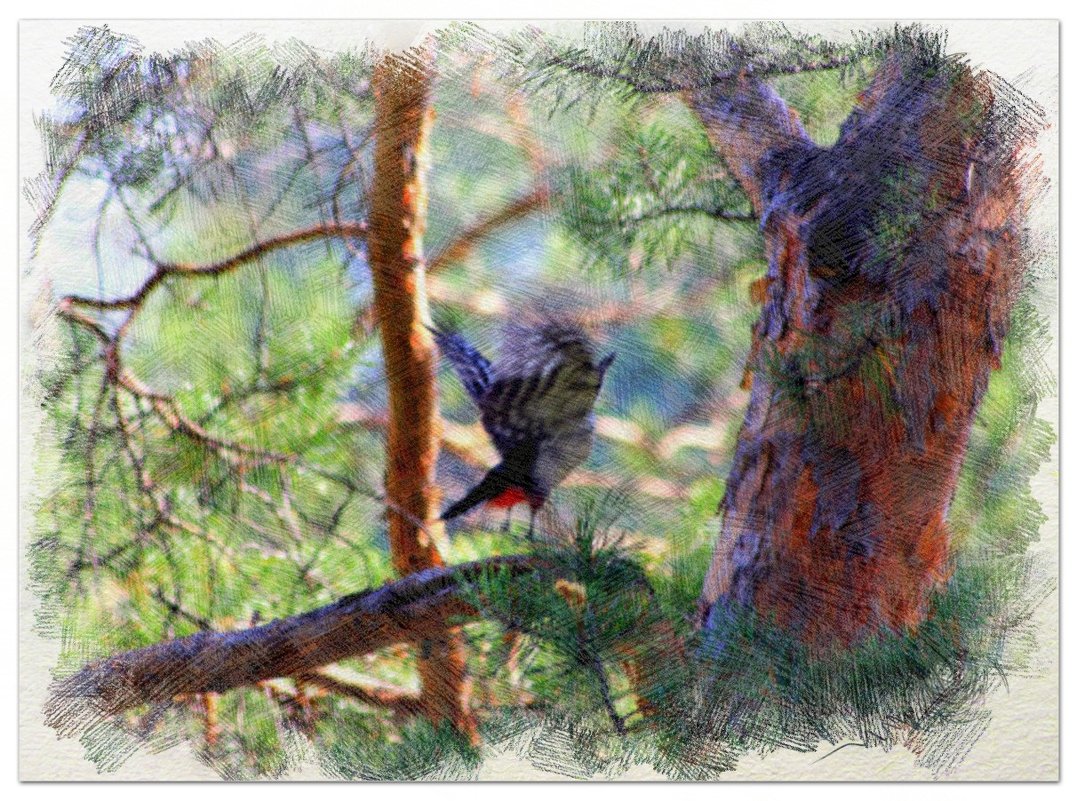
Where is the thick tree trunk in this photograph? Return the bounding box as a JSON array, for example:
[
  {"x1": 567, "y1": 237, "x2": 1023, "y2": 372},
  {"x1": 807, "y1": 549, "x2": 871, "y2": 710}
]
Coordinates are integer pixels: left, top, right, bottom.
[
  {"x1": 689, "y1": 58, "x2": 1038, "y2": 648},
  {"x1": 368, "y1": 50, "x2": 478, "y2": 741}
]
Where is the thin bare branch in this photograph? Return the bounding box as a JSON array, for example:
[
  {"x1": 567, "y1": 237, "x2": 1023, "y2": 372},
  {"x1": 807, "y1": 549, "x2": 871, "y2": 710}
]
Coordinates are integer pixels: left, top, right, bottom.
[
  {"x1": 298, "y1": 670, "x2": 423, "y2": 718},
  {"x1": 62, "y1": 221, "x2": 368, "y2": 312},
  {"x1": 428, "y1": 185, "x2": 550, "y2": 273}
]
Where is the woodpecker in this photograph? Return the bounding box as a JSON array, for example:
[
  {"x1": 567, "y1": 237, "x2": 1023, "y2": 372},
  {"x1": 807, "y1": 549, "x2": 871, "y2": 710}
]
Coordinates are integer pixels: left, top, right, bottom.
[{"x1": 430, "y1": 321, "x2": 615, "y2": 538}]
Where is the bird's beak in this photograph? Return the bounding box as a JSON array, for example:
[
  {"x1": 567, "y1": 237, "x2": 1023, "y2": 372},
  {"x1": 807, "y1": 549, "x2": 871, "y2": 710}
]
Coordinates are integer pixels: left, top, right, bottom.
[{"x1": 598, "y1": 352, "x2": 616, "y2": 376}]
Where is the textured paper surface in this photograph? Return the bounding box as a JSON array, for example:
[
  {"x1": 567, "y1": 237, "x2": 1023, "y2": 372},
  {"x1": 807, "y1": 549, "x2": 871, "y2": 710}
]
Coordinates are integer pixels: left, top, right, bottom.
[{"x1": 19, "y1": 18, "x2": 1059, "y2": 781}]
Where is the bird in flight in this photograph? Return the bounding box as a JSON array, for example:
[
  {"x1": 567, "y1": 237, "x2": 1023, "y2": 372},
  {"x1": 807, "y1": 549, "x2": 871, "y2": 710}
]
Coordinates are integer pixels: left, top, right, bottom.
[{"x1": 430, "y1": 321, "x2": 615, "y2": 538}]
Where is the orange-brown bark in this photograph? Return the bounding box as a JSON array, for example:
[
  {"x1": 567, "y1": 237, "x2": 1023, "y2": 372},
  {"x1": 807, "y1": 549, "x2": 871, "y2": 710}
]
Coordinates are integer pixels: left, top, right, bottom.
[
  {"x1": 691, "y1": 57, "x2": 1039, "y2": 648},
  {"x1": 368, "y1": 50, "x2": 478, "y2": 741}
]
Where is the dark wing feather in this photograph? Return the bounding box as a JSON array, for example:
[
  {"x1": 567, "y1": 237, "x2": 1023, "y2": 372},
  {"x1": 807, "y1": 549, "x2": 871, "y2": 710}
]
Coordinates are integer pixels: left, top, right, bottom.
[
  {"x1": 481, "y1": 355, "x2": 603, "y2": 457},
  {"x1": 480, "y1": 372, "x2": 552, "y2": 456},
  {"x1": 429, "y1": 327, "x2": 491, "y2": 403}
]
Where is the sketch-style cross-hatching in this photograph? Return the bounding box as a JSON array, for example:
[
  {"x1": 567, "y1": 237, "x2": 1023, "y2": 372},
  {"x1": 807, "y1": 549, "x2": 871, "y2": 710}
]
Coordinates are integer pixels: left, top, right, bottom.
[{"x1": 20, "y1": 20, "x2": 1058, "y2": 781}]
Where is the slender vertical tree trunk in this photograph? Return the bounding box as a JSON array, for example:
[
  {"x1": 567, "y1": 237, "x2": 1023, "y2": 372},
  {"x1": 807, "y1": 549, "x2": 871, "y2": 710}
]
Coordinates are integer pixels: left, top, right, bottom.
[
  {"x1": 687, "y1": 57, "x2": 1039, "y2": 648},
  {"x1": 368, "y1": 49, "x2": 478, "y2": 742}
]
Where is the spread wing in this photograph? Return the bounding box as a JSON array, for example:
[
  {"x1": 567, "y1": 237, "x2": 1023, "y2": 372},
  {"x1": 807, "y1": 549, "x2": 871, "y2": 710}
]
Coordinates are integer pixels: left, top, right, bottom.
[{"x1": 480, "y1": 358, "x2": 604, "y2": 458}]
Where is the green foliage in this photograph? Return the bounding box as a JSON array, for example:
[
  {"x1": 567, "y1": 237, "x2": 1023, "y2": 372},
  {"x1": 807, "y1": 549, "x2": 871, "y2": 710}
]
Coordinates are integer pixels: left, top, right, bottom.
[
  {"x1": 561, "y1": 106, "x2": 755, "y2": 274},
  {"x1": 770, "y1": 62, "x2": 874, "y2": 146},
  {"x1": 317, "y1": 714, "x2": 482, "y2": 781}
]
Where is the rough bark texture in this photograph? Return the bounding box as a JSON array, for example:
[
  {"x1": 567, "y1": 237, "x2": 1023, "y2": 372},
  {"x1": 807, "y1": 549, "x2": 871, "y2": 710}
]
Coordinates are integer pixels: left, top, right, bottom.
[
  {"x1": 368, "y1": 51, "x2": 478, "y2": 740},
  {"x1": 689, "y1": 58, "x2": 1038, "y2": 648},
  {"x1": 43, "y1": 557, "x2": 542, "y2": 736}
]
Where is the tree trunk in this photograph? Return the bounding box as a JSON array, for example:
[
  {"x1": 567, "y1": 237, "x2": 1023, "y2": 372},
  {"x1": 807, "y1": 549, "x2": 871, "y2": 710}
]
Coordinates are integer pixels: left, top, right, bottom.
[
  {"x1": 688, "y1": 57, "x2": 1038, "y2": 648},
  {"x1": 368, "y1": 50, "x2": 478, "y2": 741}
]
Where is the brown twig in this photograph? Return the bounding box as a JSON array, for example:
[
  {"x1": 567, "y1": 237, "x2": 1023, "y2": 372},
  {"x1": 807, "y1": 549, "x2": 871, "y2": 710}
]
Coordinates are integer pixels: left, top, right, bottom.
[
  {"x1": 152, "y1": 588, "x2": 214, "y2": 632},
  {"x1": 57, "y1": 300, "x2": 293, "y2": 473},
  {"x1": 61, "y1": 221, "x2": 367, "y2": 312},
  {"x1": 427, "y1": 185, "x2": 551, "y2": 273},
  {"x1": 298, "y1": 670, "x2": 423, "y2": 718}
]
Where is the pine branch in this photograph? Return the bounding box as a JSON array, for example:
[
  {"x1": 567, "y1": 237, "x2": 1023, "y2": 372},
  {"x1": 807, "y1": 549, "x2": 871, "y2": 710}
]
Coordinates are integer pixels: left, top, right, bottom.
[
  {"x1": 44, "y1": 555, "x2": 548, "y2": 735},
  {"x1": 624, "y1": 204, "x2": 755, "y2": 225},
  {"x1": 548, "y1": 52, "x2": 858, "y2": 95}
]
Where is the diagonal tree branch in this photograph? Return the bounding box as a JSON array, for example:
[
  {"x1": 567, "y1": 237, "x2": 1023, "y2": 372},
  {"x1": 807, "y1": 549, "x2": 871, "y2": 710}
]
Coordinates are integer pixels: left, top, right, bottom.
[
  {"x1": 427, "y1": 184, "x2": 550, "y2": 273},
  {"x1": 44, "y1": 555, "x2": 547, "y2": 736}
]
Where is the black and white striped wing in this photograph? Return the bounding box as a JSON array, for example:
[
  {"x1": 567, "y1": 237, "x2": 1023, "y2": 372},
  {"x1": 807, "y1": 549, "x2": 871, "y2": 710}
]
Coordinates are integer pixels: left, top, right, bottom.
[
  {"x1": 480, "y1": 359, "x2": 602, "y2": 458},
  {"x1": 430, "y1": 328, "x2": 492, "y2": 403},
  {"x1": 480, "y1": 373, "x2": 548, "y2": 457}
]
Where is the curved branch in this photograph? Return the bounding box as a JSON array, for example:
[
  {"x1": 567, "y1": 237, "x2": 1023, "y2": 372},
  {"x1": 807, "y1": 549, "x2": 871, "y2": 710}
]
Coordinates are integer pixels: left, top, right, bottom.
[
  {"x1": 62, "y1": 221, "x2": 368, "y2": 311},
  {"x1": 44, "y1": 555, "x2": 547, "y2": 735},
  {"x1": 427, "y1": 184, "x2": 550, "y2": 273},
  {"x1": 56, "y1": 217, "x2": 367, "y2": 466},
  {"x1": 58, "y1": 294, "x2": 295, "y2": 472}
]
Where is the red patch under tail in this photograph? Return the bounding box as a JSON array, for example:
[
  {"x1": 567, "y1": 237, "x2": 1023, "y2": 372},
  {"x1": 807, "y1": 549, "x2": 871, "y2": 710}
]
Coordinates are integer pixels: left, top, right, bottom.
[{"x1": 486, "y1": 486, "x2": 528, "y2": 509}]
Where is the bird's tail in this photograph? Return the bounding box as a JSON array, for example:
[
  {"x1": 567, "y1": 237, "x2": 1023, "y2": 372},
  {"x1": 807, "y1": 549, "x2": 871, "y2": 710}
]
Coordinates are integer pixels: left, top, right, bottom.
[{"x1": 440, "y1": 466, "x2": 513, "y2": 521}]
